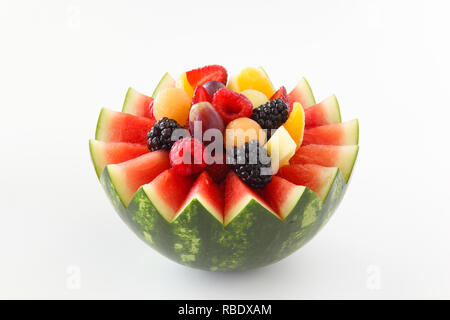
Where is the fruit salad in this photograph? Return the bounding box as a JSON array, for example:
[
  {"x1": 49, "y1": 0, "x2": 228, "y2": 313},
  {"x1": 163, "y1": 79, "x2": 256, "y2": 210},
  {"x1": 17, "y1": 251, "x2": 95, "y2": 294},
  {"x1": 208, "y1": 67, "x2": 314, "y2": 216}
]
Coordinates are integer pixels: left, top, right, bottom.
[{"x1": 90, "y1": 65, "x2": 359, "y2": 271}]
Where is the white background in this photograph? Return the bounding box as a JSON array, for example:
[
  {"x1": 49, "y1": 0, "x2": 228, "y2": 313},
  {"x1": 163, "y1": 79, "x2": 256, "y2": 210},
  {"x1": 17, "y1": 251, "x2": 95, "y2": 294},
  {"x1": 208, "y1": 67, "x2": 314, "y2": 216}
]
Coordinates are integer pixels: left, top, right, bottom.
[{"x1": 1, "y1": 0, "x2": 449, "y2": 299}]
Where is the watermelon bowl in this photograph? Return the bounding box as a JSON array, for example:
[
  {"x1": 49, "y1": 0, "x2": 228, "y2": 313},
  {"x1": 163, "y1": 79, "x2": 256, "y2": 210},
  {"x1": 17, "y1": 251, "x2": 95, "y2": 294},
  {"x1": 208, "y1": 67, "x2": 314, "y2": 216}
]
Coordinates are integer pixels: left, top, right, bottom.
[{"x1": 90, "y1": 66, "x2": 359, "y2": 272}]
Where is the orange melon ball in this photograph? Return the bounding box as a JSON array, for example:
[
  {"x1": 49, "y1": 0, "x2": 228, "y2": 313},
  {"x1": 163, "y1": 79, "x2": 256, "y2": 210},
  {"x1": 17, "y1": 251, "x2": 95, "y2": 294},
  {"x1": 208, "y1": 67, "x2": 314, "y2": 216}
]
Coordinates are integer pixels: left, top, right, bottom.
[
  {"x1": 225, "y1": 117, "x2": 266, "y2": 149},
  {"x1": 153, "y1": 88, "x2": 192, "y2": 126}
]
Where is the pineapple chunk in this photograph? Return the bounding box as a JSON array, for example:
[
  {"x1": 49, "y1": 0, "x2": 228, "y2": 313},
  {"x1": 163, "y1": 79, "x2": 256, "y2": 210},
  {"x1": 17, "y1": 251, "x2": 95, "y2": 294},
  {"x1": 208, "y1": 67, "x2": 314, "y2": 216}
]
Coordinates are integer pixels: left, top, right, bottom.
[
  {"x1": 241, "y1": 89, "x2": 268, "y2": 109},
  {"x1": 264, "y1": 126, "x2": 297, "y2": 174},
  {"x1": 283, "y1": 102, "x2": 305, "y2": 150}
]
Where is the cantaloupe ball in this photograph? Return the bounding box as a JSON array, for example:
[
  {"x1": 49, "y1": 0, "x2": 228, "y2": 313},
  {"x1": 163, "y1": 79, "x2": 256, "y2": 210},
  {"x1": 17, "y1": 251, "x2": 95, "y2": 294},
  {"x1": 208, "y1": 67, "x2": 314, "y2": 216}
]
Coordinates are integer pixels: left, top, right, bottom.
[
  {"x1": 153, "y1": 87, "x2": 192, "y2": 126},
  {"x1": 241, "y1": 89, "x2": 269, "y2": 109},
  {"x1": 225, "y1": 117, "x2": 266, "y2": 149}
]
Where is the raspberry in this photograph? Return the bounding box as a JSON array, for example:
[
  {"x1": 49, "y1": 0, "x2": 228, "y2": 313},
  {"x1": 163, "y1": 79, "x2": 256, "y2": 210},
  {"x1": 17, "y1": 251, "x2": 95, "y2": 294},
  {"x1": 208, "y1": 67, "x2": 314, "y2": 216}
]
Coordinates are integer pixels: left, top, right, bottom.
[
  {"x1": 270, "y1": 86, "x2": 290, "y2": 111},
  {"x1": 186, "y1": 65, "x2": 228, "y2": 88},
  {"x1": 192, "y1": 85, "x2": 211, "y2": 105},
  {"x1": 170, "y1": 138, "x2": 208, "y2": 176},
  {"x1": 250, "y1": 99, "x2": 289, "y2": 138},
  {"x1": 212, "y1": 88, "x2": 253, "y2": 125},
  {"x1": 147, "y1": 118, "x2": 189, "y2": 151}
]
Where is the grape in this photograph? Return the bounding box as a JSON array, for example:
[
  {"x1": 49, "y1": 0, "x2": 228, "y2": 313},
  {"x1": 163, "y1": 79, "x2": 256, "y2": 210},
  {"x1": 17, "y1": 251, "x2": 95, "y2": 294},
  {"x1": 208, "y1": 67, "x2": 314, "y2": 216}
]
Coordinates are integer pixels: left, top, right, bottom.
[
  {"x1": 203, "y1": 81, "x2": 225, "y2": 98},
  {"x1": 189, "y1": 102, "x2": 225, "y2": 144}
]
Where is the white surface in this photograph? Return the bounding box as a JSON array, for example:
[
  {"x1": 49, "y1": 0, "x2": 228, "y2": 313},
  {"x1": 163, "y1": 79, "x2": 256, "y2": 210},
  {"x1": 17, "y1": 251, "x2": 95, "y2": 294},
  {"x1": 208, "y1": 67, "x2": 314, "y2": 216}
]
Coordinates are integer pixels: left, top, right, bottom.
[{"x1": 1, "y1": 0, "x2": 449, "y2": 299}]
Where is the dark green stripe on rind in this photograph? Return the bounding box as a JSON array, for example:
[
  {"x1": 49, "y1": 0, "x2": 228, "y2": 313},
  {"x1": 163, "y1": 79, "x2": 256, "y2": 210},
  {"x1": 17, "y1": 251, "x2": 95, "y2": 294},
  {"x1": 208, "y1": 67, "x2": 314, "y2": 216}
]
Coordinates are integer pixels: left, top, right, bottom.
[
  {"x1": 99, "y1": 167, "x2": 349, "y2": 271},
  {"x1": 100, "y1": 169, "x2": 140, "y2": 234}
]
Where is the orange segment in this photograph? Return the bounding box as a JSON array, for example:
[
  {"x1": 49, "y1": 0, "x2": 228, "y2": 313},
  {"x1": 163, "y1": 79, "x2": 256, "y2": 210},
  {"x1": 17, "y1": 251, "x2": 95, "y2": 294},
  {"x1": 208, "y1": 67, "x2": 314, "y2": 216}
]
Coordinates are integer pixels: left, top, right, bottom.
[
  {"x1": 176, "y1": 72, "x2": 194, "y2": 98},
  {"x1": 283, "y1": 102, "x2": 305, "y2": 150},
  {"x1": 232, "y1": 67, "x2": 275, "y2": 98}
]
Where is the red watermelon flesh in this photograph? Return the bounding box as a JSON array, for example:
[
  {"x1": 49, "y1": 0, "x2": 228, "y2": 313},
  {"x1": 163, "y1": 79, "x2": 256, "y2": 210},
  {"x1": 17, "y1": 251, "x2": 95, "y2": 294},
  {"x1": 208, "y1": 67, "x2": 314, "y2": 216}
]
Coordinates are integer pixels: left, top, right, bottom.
[
  {"x1": 302, "y1": 119, "x2": 359, "y2": 146},
  {"x1": 262, "y1": 176, "x2": 306, "y2": 219},
  {"x1": 305, "y1": 95, "x2": 341, "y2": 128},
  {"x1": 107, "y1": 150, "x2": 170, "y2": 206},
  {"x1": 290, "y1": 144, "x2": 359, "y2": 182},
  {"x1": 277, "y1": 164, "x2": 339, "y2": 200},
  {"x1": 288, "y1": 77, "x2": 316, "y2": 109},
  {"x1": 95, "y1": 108, "x2": 155, "y2": 145},
  {"x1": 224, "y1": 172, "x2": 277, "y2": 225},
  {"x1": 143, "y1": 169, "x2": 194, "y2": 222},
  {"x1": 89, "y1": 140, "x2": 150, "y2": 178},
  {"x1": 178, "y1": 171, "x2": 224, "y2": 223},
  {"x1": 122, "y1": 88, "x2": 154, "y2": 119}
]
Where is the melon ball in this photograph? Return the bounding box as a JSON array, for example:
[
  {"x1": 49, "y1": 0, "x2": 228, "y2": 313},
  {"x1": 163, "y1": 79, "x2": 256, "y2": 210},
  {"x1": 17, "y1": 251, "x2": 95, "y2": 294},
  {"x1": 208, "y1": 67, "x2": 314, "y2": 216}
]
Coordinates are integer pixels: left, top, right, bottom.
[
  {"x1": 153, "y1": 87, "x2": 192, "y2": 126},
  {"x1": 225, "y1": 117, "x2": 266, "y2": 149}
]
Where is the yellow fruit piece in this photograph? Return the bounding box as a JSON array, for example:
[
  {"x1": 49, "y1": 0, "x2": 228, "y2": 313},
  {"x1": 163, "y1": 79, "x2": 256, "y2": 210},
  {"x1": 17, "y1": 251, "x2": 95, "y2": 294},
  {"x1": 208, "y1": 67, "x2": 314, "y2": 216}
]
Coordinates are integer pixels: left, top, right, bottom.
[
  {"x1": 241, "y1": 89, "x2": 269, "y2": 109},
  {"x1": 283, "y1": 102, "x2": 305, "y2": 150},
  {"x1": 227, "y1": 75, "x2": 239, "y2": 92},
  {"x1": 153, "y1": 88, "x2": 192, "y2": 126},
  {"x1": 225, "y1": 117, "x2": 266, "y2": 149},
  {"x1": 176, "y1": 72, "x2": 194, "y2": 98},
  {"x1": 264, "y1": 126, "x2": 296, "y2": 174},
  {"x1": 230, "y1": 67, "x2": 275, "y2": 98}
]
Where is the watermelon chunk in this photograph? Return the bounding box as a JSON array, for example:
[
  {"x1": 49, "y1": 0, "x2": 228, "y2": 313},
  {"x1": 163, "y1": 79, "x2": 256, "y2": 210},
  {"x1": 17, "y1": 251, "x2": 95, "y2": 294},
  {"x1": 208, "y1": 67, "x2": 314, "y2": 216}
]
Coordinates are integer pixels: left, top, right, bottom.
[
  {"x1": 143, "y1": 169, "x2": 194, "y2": 222},
  {"x1": 277, "y1": 164, "x2": 340, "y2": 200},
  {"x1": 305, "y1": 95, "x2": 341, "y2": 128},
  {"x1": 152, "y1": 72, "x2": 176, "y2": 98},
  {"x1": 288, "y1": 77, "x2": 316, "y2": 109},
  {"x1": 290, "y1": 144, "x2": 359, "y2": 182},
  {"x1": 95, "y1": 108, "x2": 155, "y2": 145},
  {"x1": 89, "y1": 140, "x2": 149, "y2": 178},
  {"x1": 178, "y1": 171, "x2": 223, "y2": 223},
  {"x1": 302, "y1": 119, "x2": 359, "y2": 146},
  {"x1": 262, "y1": 176, "x2": 307, "y2": 219},
  {"x1": 224, "y1": 172, "x2": 278, "y2": 226},
  {"x1": 106, "y1": 150, "x2": 170, "y2": 206},
  {"x1": 122, "y1": 87, "x2": 154, "y2": 119}
]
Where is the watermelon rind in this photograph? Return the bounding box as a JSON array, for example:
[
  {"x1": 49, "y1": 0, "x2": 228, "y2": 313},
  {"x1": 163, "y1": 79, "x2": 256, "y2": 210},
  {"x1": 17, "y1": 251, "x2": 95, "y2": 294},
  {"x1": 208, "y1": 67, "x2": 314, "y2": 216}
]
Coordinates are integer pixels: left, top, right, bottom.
[
  {"x1": 321, "y1": 94, "x2": 342, "y2": 124},
  {"x1": 98, "y1": 164, "x2": 348, "y2": 271},
  {"x1": 343, "y1": 119, "x2": 359, "y2": 145},
  {"x1": 337, "y1": 145, "x2": 359, "y2": 182},
  {"x1": 151, "y1": 72, "x2": 175, "y2": 98},
  {"x1": 122, "y1": 87, "x2": 137, "y2": 114},
  {"x1": 94, "y1": 108, "x2": 112, "y2": 142},
  {"x1": 89, "y1": 139, "x2": 106, "y2": 178}
]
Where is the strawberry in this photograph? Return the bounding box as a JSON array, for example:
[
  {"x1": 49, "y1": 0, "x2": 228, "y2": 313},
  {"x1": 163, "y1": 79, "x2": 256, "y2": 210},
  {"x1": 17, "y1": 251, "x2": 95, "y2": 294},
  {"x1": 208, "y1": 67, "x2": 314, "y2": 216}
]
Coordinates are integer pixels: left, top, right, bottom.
[
  {"x1": 191, "y1": 86, "x2": 211, "y2": 105},
  {"x1": 270, "y1": 86, "x2": 290, "y2": 111},
  {"x1": 186, "y1": 65, "x2": 228, "y2": 88}
]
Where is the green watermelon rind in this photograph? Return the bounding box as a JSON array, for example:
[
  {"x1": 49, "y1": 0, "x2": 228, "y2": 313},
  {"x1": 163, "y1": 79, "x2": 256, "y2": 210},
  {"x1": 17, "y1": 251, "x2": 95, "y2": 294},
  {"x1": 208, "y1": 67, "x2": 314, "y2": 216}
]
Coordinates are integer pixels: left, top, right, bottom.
[
  {"x1": 121, "y1": 87, "x2": 140, "y2": 114},
  {"x1": 99, "y1": 166, "x2": 347, "y2": 272},
  {"x1": 151, "y1": 72, "x2": 175, "y2": 98},
  {"x1": 89, "y1": 139, "x2": 104, "y2": 178},
  {"x1": 323, "y1": 94, "x2": 342, "y2": 124}
]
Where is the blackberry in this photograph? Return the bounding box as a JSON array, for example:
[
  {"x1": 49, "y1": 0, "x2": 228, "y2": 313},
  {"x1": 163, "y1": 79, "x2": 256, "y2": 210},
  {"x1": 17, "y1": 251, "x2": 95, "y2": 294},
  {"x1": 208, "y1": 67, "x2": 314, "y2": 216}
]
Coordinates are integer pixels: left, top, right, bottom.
[
  {"x1": 227, "y1": 140, "x2": 272, "y2": 189},
  {"x1": 250, "y1": 98, "x2": 289, "y2": 138},
  {"x1": 147, "y1": 117, "x2": 188, "y2": 151}
]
